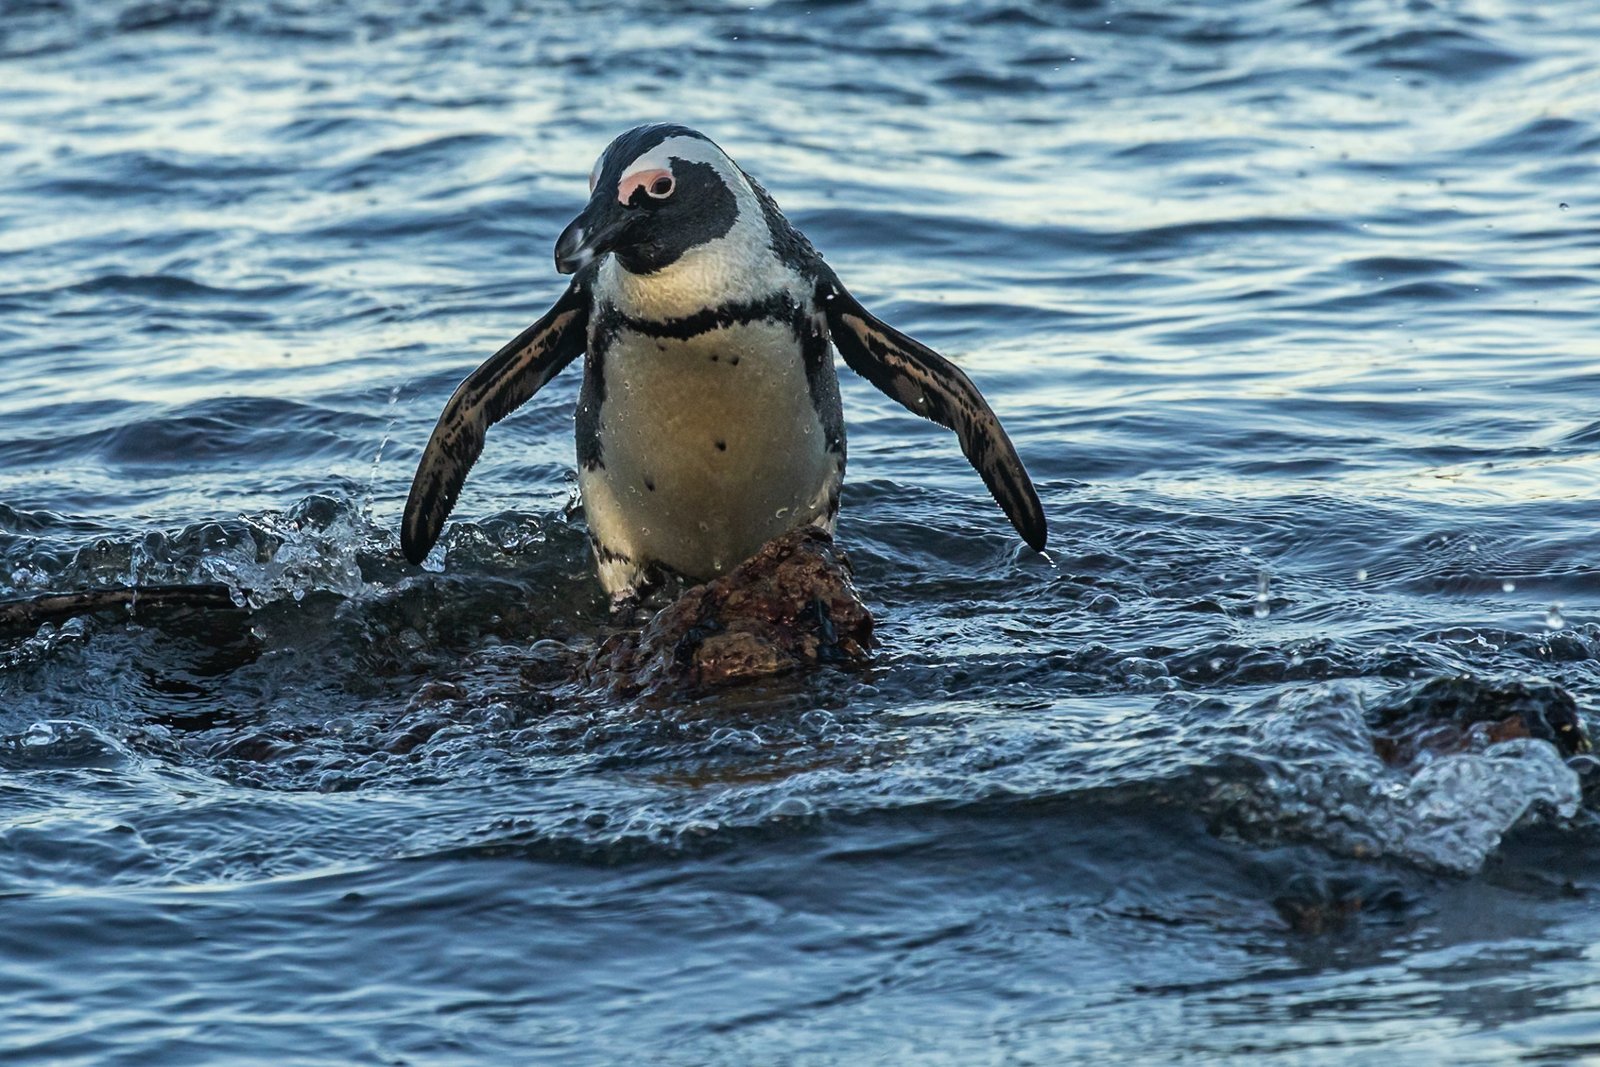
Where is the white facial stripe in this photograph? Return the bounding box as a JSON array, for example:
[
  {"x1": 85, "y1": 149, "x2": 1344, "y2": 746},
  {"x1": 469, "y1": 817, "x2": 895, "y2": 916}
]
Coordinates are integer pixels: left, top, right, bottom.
[{"x1": 617, "y1": 136, "x2": 733, "y2": 185}]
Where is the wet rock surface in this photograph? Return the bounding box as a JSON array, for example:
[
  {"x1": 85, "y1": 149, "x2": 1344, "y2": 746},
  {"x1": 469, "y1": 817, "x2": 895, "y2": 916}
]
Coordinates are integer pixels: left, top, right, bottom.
[
  {"x1": 580, "y1": 527, "x2": 874, "y2": 697},
  {"x1": 0, "y1": 582, "x2": 244, "y2": 635},
  {"x1": 1369, "y1": 675, "x2": 1593, "y2": 768}
]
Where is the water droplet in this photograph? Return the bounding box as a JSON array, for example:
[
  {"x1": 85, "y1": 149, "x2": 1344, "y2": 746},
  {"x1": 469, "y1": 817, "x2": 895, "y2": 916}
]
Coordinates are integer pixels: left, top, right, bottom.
[
  {"x1": 1208, "y1": 657, "x2": 1225, "y2": 672},
  {"x1": 1355, "y1": 568, "x2": 1368, "y2": 582},
  {"x1": 1546, "y1": 603, "x2": 1566, "y2": 629},
  {"x1": 1501, "y1": 580, "x2": 1516, "y2": 593},
  {"x1": 1253, "y1": 571, "x2": 1271, "y2": 618},
  {"x1": 1559, "y1": 202, "x2": 1569, "y2": 210},
  {"x1": 1240, "y1": 546, "x2": 1253, "y2": 556}
]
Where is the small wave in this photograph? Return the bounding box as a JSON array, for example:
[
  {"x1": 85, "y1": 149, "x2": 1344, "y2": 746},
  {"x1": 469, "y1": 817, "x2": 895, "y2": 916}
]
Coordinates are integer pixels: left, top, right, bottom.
[
  {"x1": 20, "y1": 151, "x2": 283, "y2": 203},
  {"x1": 1345, "y1": 28, "x2": 1524, "y2": 80},
  {"x1": 100, "y1": 396, "x2": 363, "y2": 469},
  {"x1": 1339, "y1": 255, "x2": 1464, "y2": 280},
  {"x1": 62, "y1": 273, "x2": 312, "y2": 304},
  {"x1": 0, "y1": 717, "x2": 131, "y2": 769},
  {"x1": 318, "y1": 131, "x2": 509, "y2": 192},
  {"x1": 1225, "y1": 684, "x2": 1580, "y2": 873},
  {"x1": 1468, "y1": 116, "x2": 1599, "y2": 159}
]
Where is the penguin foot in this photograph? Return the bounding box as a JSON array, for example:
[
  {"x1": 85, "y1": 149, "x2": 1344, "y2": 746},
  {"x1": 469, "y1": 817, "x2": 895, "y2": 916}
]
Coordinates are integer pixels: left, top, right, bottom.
[{"x1": 608, "y1": 592, "x2": 649, "y2": 626}]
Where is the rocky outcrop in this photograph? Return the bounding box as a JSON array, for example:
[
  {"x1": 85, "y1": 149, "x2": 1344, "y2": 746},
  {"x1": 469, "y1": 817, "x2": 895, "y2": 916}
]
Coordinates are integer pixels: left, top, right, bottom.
[{"x1": 582, "y1": 527, "x2": 873, "y2": 697}]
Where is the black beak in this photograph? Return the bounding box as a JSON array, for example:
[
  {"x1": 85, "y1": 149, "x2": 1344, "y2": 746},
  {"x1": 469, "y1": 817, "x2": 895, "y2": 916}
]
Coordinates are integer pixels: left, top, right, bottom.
[{"x1": 554, "y1": 199, "x2": 631, "y2": 275}]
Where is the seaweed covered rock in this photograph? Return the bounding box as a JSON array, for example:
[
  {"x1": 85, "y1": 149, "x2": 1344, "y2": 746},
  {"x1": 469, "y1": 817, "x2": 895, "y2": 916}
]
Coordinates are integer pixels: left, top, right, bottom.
[
  {"x1": 583, "y1": 527, "x2": 874, "y2": 696},
  {"x1": 1369, "y1": 675, "x2": 1592, "y2": 768}
]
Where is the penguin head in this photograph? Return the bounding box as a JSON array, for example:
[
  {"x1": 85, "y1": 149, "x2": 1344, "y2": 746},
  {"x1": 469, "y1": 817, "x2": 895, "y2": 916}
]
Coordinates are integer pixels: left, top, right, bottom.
[{"x1": 554, "y1": 124, "x2": 747, "y2": 277}]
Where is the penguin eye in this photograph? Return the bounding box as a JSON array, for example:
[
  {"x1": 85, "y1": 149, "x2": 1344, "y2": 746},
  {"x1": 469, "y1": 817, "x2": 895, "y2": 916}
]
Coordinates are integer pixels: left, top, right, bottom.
[{"x1": 618, "y1": 168, "x2": 675, "y2": 206}]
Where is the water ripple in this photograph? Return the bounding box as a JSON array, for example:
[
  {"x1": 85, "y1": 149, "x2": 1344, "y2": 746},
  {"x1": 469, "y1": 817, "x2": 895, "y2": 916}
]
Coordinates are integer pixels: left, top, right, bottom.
[{"x1": 3, "y1": 0, "x2": 1600, "y2": 1060}]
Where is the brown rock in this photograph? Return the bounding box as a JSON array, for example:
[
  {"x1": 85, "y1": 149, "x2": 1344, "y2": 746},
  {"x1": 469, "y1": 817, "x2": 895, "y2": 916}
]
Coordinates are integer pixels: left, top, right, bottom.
[
  {"x1": 582, "y1": 527, "x2": 874, "y2": 696},
  {"x1": 1369, "y1": 675, "x2": 1592, "y2": 768}
]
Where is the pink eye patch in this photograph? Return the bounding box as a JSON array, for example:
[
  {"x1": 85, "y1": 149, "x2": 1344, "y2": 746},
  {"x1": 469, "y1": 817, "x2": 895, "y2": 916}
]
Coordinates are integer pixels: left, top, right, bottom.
[{"x1": 618, "y1": 167, "x2": 673, "y2": 204}]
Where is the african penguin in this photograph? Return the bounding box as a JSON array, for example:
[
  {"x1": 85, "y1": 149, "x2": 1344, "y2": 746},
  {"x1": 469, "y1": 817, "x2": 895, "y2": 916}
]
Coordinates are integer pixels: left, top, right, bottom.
[{"x1": 402, "y1": 123, "x2": 1046, "y2": 602}]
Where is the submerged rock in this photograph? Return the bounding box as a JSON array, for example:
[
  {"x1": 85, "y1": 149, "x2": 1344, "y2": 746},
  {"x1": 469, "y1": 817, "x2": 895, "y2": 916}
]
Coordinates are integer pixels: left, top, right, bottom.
[
  {"x1": 582, "y1": 527, "x2": 874, "y2": 696},
  {"x1": 1271, "y1": 870, "x2": 1416, "y2": 936},
  {"x1": 0, "y1": 582, "x2": 243, "y2": 635},
  {"x1": 1369, "y1": 675, "x2": 1592, "y2": 768}
]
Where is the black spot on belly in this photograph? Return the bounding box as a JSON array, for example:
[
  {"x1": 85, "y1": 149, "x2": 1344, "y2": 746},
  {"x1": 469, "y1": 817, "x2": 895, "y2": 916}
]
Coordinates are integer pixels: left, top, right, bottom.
[
  {"x1": 729, "y1": 356, "x2": 741, "y2": 366},
  {"x1": 644, "y1": 476, "x2": 656, "y2": 492},
  {"x1": 709, "y1": 354, "x2": 719, "y2": 362},
  {"x1": 715, "y1": 439, "x2": 726, "y2": 451}
]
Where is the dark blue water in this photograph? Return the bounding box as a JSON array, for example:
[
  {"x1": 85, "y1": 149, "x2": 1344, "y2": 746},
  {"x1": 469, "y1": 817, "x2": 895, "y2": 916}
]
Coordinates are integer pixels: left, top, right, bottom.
[{"x1": 3, "y1": 0, "x2": 1599, "y2": 1061}]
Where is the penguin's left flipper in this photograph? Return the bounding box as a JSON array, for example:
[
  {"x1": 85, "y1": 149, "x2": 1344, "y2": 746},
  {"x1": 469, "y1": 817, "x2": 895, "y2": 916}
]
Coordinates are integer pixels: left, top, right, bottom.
[
  {"x1": 401, "y1": 267, "x2": 595, "y2": 566},
  {"x1": 817, "y1": 268, "x2": 1047, "y2": 551}
]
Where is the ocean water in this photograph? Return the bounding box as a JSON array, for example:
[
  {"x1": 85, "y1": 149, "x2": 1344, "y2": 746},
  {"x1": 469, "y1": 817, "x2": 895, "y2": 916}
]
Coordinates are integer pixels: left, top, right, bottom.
[{"x1": 2, "y1": 0, "x2": 1599, "y2": 1062}]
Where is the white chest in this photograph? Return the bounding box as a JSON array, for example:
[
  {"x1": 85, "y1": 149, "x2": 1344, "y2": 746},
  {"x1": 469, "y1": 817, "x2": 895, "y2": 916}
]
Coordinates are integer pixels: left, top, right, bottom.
[{"x1": 578, "y1": 317, "x2": 838, "y2": 583}]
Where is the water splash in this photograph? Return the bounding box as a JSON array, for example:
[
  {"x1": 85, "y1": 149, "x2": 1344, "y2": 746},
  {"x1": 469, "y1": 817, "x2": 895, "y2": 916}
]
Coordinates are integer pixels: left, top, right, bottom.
[
  {"x1": 2, "y1": 493, "x2": 374, "y2": 609},
  {"x1": 1229, "y1": 684, "x2": 1581, "y2": 873},
  {"x1": 361, "y1": 384, "x2": 403, "y2": 525},
  {"x1": 0, "y1": 718, "x2": 131, "y2": 769}
]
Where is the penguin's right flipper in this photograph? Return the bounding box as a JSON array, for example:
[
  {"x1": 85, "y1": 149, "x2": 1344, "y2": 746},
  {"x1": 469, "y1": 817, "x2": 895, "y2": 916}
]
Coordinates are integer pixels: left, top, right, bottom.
[{"x1": 401, "y1": 267, "x2": 594, "y2": 566}]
